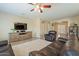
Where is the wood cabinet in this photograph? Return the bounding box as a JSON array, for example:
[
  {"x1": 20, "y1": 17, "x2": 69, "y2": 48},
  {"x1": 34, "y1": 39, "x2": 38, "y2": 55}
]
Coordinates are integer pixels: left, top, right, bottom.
[{"x1": 9, "y1": 31, "x2": 32, "y2": 43}]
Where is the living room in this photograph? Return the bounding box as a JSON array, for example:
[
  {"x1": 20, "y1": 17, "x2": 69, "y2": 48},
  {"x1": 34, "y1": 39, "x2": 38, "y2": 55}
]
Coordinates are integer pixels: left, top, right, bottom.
[{"x1": 0, "y1": 3, "x2": 79, "y2": 56}]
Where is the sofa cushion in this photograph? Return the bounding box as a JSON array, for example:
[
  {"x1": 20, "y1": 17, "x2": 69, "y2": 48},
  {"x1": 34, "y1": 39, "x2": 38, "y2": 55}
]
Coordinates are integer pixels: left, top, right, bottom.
[
  {"x1": 0, "y1": 44, "x2": 15, "y2": 56},
  {"x1": 0, "y1": 40, "x2": 8, "y2": 47},
  {"x1": 0, "y1": 51, "x2": 11, "y2": 56},
  {"x1": 48, "y1": 41, "x2": 63, "y2": 49},
  {"x1": 39, "y1": 46, "x2": 60, "y2": 56},
  {"x1": 0, "y1": 45, "x2": 8, "y2": 53}
]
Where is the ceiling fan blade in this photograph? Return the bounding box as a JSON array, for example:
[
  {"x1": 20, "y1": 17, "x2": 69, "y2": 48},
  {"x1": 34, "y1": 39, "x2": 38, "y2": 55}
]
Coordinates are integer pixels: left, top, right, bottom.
[
  {"x1": 28, "y1": 3, "x2": 38, "y2": 5},
  {"x1": 43, "y1": 5, "x2": 51, "y2": 8},
  {"x1": 28, "y1": 3, "x2": 34, "y2": 5}
]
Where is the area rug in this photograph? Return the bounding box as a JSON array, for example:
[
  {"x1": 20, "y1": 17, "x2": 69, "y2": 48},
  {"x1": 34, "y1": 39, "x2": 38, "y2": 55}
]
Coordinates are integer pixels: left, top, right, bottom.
[{"x1": 12, "y1": 39, "x2": 51, "y2": 56}]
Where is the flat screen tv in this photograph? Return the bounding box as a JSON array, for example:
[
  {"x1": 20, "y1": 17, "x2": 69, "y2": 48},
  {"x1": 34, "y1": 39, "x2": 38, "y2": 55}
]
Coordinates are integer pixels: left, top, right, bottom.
[{"x1": 14, "y1": 23, "x2": 27, "y2": 30}]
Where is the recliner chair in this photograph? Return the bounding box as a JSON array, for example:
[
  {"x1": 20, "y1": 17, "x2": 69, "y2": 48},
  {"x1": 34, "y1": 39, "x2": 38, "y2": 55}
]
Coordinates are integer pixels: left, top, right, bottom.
[{"x1": 44, "y1": 30, "x2": 57, "y2": 42}]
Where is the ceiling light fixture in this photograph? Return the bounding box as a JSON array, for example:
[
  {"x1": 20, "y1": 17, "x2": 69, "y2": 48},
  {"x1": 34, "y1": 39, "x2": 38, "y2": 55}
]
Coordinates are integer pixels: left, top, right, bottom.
[{"x1": 29, "y1": 3, "x2": 51, "y2": 13}]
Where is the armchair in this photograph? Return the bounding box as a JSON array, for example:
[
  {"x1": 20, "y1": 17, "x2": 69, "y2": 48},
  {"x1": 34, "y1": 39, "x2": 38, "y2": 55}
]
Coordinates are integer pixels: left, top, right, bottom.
[{"x1": 44, "y1": 31, "x2": 57, "y2": 42}]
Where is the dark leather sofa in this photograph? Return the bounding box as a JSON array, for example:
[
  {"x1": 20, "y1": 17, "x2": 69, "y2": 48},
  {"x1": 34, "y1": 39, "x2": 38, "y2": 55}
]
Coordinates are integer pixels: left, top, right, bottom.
[
  {"x1": 44, "y1": 31, "x2": 57, "y2": 42},
  {"x1": 0, "y1": 40, "x2": 15, "y2": 56},
  {"x1": 29, "y1": 37, "x2": 67, "y2": 56},
  {"x1": 29, "y1": 37, "x2": 79, "y2": 56}
]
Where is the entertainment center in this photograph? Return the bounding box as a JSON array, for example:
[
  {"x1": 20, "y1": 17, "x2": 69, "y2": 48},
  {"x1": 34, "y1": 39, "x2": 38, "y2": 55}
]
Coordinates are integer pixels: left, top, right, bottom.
[
  {"x1": 9, "y1": 23, "x2": 32, "y2": 43},
  {"x1": 9, "y1": 31, "x2": 32, "y2": 43}
]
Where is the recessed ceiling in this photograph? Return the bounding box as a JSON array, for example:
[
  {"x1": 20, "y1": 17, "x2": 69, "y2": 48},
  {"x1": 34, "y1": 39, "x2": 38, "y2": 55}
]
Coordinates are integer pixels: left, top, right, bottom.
[{"x1": 0, "y1": 3, "x2": 79, "y2": 20}]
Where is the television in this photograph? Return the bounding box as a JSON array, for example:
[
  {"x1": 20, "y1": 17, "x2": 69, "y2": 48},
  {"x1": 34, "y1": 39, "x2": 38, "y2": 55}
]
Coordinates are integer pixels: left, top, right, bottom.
[{"x1": 14, "y1": 23, "x2": 27, "y2": 30}]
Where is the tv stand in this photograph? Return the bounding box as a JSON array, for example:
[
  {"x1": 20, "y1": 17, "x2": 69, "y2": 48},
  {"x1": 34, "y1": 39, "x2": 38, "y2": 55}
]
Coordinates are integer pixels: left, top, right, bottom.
[
  {"x1": 9, "y1": 31, "x2": 32, "y2": 43},
  {"x1": 19, "y1": 33, "x2": 26, "y2": 35}
]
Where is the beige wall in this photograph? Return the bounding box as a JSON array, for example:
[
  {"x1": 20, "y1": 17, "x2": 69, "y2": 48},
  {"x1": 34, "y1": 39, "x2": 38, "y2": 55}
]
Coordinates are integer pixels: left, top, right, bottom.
[
  {"x1": 49, "y1": 16, "x2": 79, "y2": 30},
  {"x1": 0, "y1": 12, "x2": 32, "y2": 41},
  {"x1": 0, "y1": 12, "x2": 43, "y2": 41},
  {"x1": 70, "y1": 16, "x2": 79, "y2": 26}
]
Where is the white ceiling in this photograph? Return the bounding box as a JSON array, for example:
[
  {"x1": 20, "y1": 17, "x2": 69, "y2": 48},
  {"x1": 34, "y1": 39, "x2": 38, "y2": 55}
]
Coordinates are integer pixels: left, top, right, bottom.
[{"x1": 0, "y1": 3, "x2": 79, "y2": 20}]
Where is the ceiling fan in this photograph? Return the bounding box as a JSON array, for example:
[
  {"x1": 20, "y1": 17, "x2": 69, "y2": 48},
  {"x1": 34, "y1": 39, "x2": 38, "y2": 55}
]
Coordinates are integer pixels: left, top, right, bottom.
[{"x1": 29, "y1": 3, "x2": 51, "y2": 13}]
